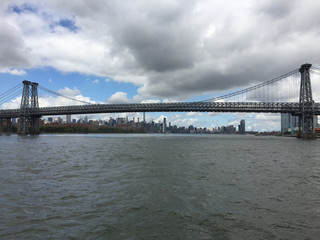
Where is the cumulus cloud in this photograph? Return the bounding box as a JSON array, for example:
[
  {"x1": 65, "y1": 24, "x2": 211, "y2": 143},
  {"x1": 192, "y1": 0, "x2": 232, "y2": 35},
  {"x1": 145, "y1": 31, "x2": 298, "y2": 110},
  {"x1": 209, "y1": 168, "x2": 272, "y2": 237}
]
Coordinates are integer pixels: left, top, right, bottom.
[
  {"x1": 0, "y1": 68, "x2": 26, "y2": 75},
  {"x1": 107, "y1": 92, "x2": 130, "y2": 104},
  {"x1": 1, "y1": 96, "x2": 21, "y2": 109},
  {"x1": 0, "y1": 19, "x2": 31, "y2": 70},
  {"x1": 1, "y1": 0, "x2": 320, "y2": 101},
  {"x1": 57, "y1": 87, "x2": 81, "y2": 96}
]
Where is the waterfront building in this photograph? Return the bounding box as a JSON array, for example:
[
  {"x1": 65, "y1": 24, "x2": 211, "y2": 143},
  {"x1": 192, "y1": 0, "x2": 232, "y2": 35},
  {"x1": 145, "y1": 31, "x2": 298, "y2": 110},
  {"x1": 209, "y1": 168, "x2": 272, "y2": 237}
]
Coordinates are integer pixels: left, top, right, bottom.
[
  {"x1": 66, "y1": 114, "x2": 71, "y2": 124},
  {"x1": 281, "y1": 113, "x2": 299, "y2": 133},
  {"x1": 239, "y1": 119, "x2": 245, "y2": 134},
  {"x1": 55, "y1": 117, "x2": 63, "y2": 123},
  {"x1": 163, "y1": 117, "x2": 167, "y2": 133},
  {"x1": 226, "y1": 125, "x2": 234, "y2": 134}
]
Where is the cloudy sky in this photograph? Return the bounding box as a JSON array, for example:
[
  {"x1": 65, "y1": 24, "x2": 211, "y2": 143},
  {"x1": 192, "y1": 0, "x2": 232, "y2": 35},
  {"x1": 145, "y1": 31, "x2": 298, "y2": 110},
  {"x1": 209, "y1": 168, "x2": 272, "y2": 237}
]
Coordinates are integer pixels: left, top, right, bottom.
[{"x1": 1, "y1": 0, "x2": 320, "y2": 131}]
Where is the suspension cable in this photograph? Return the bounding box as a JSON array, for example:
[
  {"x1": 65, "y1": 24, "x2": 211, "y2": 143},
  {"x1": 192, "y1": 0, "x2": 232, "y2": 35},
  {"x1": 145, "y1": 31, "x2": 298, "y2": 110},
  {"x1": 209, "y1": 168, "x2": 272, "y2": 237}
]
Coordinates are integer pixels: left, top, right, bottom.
[
  {"x1": 203, "y1": 68, "x2": 299, "y2": 102},
  {"x1": 0, "y1": 83, "x2": 22, "y2": 100},
  {"x1": 0, "y1": 89, "x2": 22, "y2": 106},
  {"x1": 38, "y1": 85, "x2": 93, "y2": 105}
]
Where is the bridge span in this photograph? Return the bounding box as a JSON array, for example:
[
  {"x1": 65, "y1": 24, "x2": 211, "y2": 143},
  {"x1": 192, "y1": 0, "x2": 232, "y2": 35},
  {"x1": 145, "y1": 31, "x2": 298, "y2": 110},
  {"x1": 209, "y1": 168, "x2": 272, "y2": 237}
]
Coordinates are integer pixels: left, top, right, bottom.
[
  {"x1": 0, "y1": 63, "x2": 319, "y2": 136},
  {"x1": 1, "y1": 102, "x2": 320, "y2": 119}
]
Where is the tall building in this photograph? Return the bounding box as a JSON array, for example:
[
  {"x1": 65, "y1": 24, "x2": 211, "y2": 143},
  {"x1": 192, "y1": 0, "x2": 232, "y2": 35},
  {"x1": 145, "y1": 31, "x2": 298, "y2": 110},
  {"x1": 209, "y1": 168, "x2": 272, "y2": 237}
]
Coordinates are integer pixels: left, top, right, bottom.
[
  {"x1": 66, "y1": 115, "x2": 71, "y2": 124},
  {"x1": 239, "y1": 119, "x2": 245, "y2": 134},
  {"x1": 163, "y1": 117, "x2": 167, "y2": 133},
  {"x1": 281, "y1": 113, "x2": 299, "y2": 133}
]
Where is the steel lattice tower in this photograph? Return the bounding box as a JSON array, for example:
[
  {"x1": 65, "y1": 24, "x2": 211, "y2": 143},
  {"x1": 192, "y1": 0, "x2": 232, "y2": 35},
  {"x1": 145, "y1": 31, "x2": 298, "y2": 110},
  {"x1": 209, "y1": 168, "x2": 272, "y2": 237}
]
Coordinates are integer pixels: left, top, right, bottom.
[
  {"x1": 18, "y1": 80, "x2": 31, "y2": 133},
  {"x1": 299, "y1": 63, "x2": 315, "y2": 134},
  {"x1": 18, "y1": 81, "x2": 40, "y2": 134},
  {"x1": 30, "y1": 82, "x2": 40, "y2": 134}
]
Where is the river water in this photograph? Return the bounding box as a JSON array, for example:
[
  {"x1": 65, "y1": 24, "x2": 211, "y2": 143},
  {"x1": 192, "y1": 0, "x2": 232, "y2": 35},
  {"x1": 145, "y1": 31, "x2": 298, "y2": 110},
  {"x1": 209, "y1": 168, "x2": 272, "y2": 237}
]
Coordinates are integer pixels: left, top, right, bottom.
[{"x1": 0, "y1": 134, "x2": 319, "y2": 239}]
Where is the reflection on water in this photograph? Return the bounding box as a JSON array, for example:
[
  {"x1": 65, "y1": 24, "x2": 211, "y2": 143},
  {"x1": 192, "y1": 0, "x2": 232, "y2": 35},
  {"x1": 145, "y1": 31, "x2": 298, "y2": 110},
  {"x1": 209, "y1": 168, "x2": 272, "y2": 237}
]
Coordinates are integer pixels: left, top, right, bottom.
[{"x1": 0, "y1": 134, "x2": 319, "y2": 239}]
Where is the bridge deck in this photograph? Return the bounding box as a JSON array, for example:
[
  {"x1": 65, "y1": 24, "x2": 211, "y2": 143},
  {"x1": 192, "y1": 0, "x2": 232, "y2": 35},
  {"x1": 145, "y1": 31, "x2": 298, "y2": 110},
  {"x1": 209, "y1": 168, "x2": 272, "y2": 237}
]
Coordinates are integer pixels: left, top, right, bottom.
[{"x1": 1, "y1": 102, "x2": 319, "y2": 118}]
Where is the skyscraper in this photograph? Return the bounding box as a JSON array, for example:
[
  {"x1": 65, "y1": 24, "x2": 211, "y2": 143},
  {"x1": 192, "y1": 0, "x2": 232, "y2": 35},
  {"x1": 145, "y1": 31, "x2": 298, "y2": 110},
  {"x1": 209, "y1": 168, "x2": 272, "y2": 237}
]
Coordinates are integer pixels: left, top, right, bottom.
[
  {"x1": 239, "y1": 119, "x2": 245, "y2": 134},
  {"x1": 163, "y1": 117, "x2": 167, "y2": 133},
  {"x1": 281, "y1": 113, "x2": 299, "y2": 133},
  {"x1": 66, "y1": 114, "x2": 71, "y2": 124}
]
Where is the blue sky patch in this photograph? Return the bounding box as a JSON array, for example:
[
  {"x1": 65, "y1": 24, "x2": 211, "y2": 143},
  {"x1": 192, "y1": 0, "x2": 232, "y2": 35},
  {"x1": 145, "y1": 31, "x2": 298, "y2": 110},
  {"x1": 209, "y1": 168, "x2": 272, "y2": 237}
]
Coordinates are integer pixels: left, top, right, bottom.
[
  {"x1": 8, "y1": 3, "x2": 37, "y2": 14},
  {"x1": 57, "y1": 18, "x2": 78, "y2": 32}
]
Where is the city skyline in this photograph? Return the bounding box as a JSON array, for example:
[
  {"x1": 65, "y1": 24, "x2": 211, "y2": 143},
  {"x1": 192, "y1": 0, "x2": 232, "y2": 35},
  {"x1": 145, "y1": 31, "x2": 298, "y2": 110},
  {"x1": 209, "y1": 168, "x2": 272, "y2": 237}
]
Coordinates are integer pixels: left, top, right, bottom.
[{"x1": 42, "y1": 115, "x2": 248, "y2": 134}]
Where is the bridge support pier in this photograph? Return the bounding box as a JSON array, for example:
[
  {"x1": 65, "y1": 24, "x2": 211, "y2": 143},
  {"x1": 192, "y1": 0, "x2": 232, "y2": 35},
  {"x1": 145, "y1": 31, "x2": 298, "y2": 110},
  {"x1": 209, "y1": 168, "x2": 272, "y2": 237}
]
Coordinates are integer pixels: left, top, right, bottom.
[
  {"x1": 30, "y1": 116, "x2": 40, "y2": 134},
  {"x1": 6, "y1": 118, "x2": 12, "y2": 133},
  {"x1": 18, "y1": 116, "x2": 29, "y2": 134}
]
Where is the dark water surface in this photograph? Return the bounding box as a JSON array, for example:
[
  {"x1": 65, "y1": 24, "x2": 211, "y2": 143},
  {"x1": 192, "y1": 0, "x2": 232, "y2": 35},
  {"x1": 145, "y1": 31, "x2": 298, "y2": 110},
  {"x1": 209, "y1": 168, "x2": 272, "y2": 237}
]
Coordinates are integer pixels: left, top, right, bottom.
[{"x1": 0, "y1": 134, "x2": 319, "y2": 239}]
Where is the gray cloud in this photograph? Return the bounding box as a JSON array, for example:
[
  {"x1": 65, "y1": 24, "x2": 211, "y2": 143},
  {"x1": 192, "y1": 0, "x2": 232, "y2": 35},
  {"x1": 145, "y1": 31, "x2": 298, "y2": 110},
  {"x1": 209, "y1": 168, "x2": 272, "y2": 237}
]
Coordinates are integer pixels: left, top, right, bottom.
[
  {"x1": 2, "y1": 0, "x2": 320, "y2": 100},
  {"x1": 0, "y1": 20, "x2": 31, "y2": 68}
]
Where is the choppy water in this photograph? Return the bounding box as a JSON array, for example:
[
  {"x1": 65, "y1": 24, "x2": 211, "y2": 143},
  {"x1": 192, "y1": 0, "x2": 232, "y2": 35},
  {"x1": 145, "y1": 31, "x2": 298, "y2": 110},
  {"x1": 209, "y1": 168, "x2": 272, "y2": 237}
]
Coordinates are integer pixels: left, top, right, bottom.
[{"x1": 0, "y1": 134, "x2": 319, "y2": 239}]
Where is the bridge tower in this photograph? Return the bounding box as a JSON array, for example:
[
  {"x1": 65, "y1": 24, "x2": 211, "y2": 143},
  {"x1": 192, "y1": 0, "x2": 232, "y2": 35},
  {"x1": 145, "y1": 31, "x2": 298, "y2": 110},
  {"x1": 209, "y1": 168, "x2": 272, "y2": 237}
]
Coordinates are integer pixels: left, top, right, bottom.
[
  {"x1": 299, "y1": 63, "x2": 315, "y2": 135},
  {"x1": 18, "y1": 81, "x2": 40, "y2": 134},
  {"x1": 30, "y1": 82, "x2": 40, "y2": 134}
]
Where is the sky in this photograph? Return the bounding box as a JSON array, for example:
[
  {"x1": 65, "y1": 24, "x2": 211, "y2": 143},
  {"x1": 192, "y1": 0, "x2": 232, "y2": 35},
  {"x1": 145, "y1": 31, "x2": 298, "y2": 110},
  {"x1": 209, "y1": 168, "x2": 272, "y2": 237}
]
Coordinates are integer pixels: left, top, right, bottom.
[{"x1": 1, "y1": 0, "x2": 320, "y2": 131}]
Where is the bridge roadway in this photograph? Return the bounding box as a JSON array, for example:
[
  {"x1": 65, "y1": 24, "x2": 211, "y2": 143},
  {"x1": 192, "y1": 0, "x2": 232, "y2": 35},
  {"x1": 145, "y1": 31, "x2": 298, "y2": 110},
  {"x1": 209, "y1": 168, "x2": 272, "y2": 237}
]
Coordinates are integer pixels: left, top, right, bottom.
[{"x1": 1, "y1": 102, "x2": 320, "y2": 118}]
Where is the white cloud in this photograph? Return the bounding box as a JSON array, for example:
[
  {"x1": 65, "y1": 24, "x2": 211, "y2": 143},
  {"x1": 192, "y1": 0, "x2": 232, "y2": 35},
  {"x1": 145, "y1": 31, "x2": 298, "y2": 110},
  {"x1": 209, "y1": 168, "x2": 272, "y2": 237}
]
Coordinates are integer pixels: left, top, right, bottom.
[
  {"x1": 208, "y1": 112, "x2": 221, "y2": 116},
  {"x1": 1, "y1": 96, "x2": 21, "y2": 109},
  {"x1": 2, "y1": 0, "x2": 320, "y2": 101},
  {"x1": 107, "y1": 92, "x2": 130, "y2": 104},
  {"x1": 57, "y1": 87, "x2": 81, "y2": 96},
  {"x1": 2, "y1": 0, "x2": 320, "y2": 131},
  {"x1": 187, "y1": 112, "x2": 203, "y2": 117},
  {"x1": 153, "y1": 115, "x2": 165, "y2": 122},
  {"x1": 92, "y1": 79, "x2": 99, "y2": 84},
  {"x1": 180, "y1": 118, "x2": 199, "y2": 127},
  {"x1": 0, "y1": 68, "x2": 26, "y2": 75},
  {"x1": 140, "y1": 99, "x2": 161, "y2": 104}
]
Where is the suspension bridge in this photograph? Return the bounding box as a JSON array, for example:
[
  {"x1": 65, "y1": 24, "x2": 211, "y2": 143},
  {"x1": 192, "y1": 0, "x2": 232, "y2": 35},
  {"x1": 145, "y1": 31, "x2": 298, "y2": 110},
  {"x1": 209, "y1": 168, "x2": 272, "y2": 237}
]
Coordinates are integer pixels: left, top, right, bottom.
[{"x1": 0, "y1": 63, "x2": 319, "y2": 136}]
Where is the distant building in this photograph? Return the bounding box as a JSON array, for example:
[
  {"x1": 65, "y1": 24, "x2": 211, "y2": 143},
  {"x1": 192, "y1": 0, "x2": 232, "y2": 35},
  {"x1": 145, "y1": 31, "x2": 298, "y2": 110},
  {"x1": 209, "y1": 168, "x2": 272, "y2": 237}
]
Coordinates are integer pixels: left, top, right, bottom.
[
  {"x1": 281, "y1": 113, "x2": 299, "y2": 133},
  {"x1": 239, "y1": 119, "x2": 245, "y2": 134},
  {"x1": 66, "y1": 115, "x2": 71, "y2": 123},
  {"x1": 226, "y1": 125, "x2": 234, "y2": 134},
  {"x1": 55, "y1": 117, "x2": 63, "y2": 123},
  {"x1": 163, "y1": 117, "x2": 167, "y2": 133}
]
